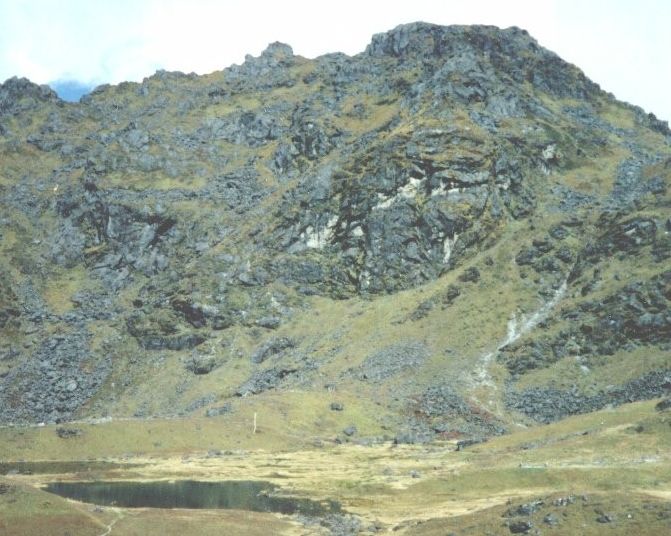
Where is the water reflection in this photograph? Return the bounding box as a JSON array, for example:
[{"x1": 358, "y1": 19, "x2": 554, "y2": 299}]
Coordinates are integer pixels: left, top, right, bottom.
[{"x1": 45, "y1": 480, "x2": 341, "y2": 515}]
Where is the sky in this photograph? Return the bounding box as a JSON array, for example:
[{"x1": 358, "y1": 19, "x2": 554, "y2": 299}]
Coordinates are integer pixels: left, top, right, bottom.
[{"x1": 0, "y1": 0, "x2": 669, "y2": 120}]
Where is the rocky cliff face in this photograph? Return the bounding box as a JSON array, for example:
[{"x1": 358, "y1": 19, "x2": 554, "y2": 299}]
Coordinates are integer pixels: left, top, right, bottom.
[{"x1": 0, "y1": 23, "x2": 669, "y2": 436}]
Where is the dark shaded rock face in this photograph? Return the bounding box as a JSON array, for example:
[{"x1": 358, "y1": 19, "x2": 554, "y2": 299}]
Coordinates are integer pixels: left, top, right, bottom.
[
  {"x1": 0, "y1": 274, "x2": 21, "y2": 330},
  {"x1": 0, "y1": 22, "x2": 669, "y2": 424},
  {"x1": 127, "y1": 311, "x2": 206, "y2": 351},
  {"x1": 570, "y1": 215, "x2": 661, "y2": 275},
  {"x1": 51, "y1": 181, "x2": 176, "y2": 277},
  {"x1": 507, "y1": 370, "x2": 671, "y2": 423},
  {"x1": 272, "y1": 121, "x2": 535, "y2": 294},
  {"x1": 500, "y1": 271, "x2": 671, "y2": 377}
]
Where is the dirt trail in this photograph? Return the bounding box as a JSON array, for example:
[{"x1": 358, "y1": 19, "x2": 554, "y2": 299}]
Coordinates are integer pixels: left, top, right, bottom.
[{"x1": 98, "y1": 511, "x2": 122, "y2": 536}]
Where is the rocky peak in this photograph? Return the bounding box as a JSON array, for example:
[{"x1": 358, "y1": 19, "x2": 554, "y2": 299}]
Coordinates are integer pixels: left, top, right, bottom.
[
  {"x1": 243, "y1": 41, "x2": 294, "y2": 68},
  {"x1": 231, "y1": 41, "x2": 296, "y2": 85},
  {"x1": 0, "y1": 76, "x2": 60, "y2": 116},
  {"x1": 366, "y1": 22, "x2": 533, "y2": 58},
  {"x1": 260, "y1": 41, "x2": 294, "y2": 61},
  {"x1": 365, "y1": 22, "x2": 599, "y2": 99}
]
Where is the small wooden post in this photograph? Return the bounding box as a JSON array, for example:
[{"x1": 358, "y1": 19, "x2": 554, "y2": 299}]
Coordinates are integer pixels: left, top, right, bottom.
[{"x1": 253, "y1": 412, "x2": 257, "y2": 434}]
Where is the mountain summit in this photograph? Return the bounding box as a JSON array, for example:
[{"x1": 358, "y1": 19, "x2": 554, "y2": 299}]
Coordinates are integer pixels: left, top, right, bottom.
[{"x1": 0, "y1": 23, "x2": 669, "y2": 436}]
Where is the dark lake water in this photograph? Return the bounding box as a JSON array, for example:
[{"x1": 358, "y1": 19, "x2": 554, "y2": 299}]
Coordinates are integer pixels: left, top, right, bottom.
[
  {"x1": 44, "y1": 480, "x2": 341, "y2": 515},
  {"x1": 0, "y1": 461, "x2": 137, "y2": 475}
]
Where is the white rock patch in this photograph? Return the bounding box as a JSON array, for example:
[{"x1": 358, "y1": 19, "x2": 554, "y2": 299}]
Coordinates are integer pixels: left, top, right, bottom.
[
  {"x1": 442, "y1": 233, "x2": 459, "y2": 264},
  {"x1": 303, "y1": 216, "x2": 338, "y2": 249},
  {"x1": 374, "y1": 177, "x2": 426, "y2": 210}
]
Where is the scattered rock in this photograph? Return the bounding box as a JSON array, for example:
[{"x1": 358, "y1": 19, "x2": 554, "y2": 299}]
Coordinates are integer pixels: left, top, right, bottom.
[
  {"x1": 508, "y1": 520, "x2": 533, "y2": 533},
  {"x1": 256, "y1": 316, "x2": 281, "y2": 329},
  {"x1": 417, "y1": 385, "x2": 470, "y2": 417},
  {"x1": 442, "y1": 285, "x2": 461, "y2": 305},
  {"x1": 185, "y1": 354, "x2": 218, "y2": 375},
  {"x1": 316, "y1": 513, "x2": 361, "y2": 536},
  {"x1": 505, "y1": 500, "x2": 545, "y2": 517},
  {"x1": 56, "y1": 428, "x2": 83, "y2": 439},
  {"x1": 543, "y1": 513, "x2": 559, "y2": 526},
  {"x1": 236, "y1": 367, "x2": 298, "y2": 396},
  {"x1": 184, "y1": 394, "x2": 217, "y2": 412},
  {"x1": 205, "y1": 403, "x2": 233, "y2": 417},
  {"x1": 409, "y1": 299, "x2": 435, "y2": 321},
  {"x1": 553, "y1": 495, "x2": 576, "y2": 507},
  {"x1": 354, "y1": 340, "x2": 429, "y2": 382},
  {"x1": 656, "y1": 398, "x2": 671, "y2": 412},
  {"x1": 507, "y1": 370, "x2": 671, "y2": 423},
  {"x1": 0, "y1": 330, "x2": 109, "y2": 424},
  {"x1": 251, "y1": 337, "x2": 296, "y2": 364},
  {"x1": 456, "y1": 437, "x2": 487, "y2": 451},
  {"x1": 458, "y1": 267, "x2": 481, "y2": 283},
  {"x1": 211, "y1": 314, "x2": 234, "y2": 330},
  {"x1": 394, "y1": 429, "x2": 434, "y2": 445},
  {"x1": 549, "y1": 225, "x2": 569, "y2": 240}
]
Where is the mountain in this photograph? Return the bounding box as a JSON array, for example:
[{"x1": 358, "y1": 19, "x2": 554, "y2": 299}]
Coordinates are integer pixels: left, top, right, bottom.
[
  {"x1": 0, "y1": 21, "x2": 669, "y2": 434},
  {"x1": 2, "y1": 21, "x2": 671, "y2": 535}
]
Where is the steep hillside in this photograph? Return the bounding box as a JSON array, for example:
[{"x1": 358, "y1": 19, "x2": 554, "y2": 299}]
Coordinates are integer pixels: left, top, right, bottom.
[{"x1": 0, "y1": 22, "x2": 669, "y2": 447}]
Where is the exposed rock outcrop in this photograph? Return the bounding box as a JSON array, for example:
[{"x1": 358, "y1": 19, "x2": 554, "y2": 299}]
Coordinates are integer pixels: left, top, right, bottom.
[{"x1": 0, "y1": 22, "x2": 669, "y2": 426}]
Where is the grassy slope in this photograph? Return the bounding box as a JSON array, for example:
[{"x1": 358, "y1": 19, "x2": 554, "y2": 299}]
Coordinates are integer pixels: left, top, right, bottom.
[{"x1": 1, "y1": 48, "x2": 668, "y2": 427}]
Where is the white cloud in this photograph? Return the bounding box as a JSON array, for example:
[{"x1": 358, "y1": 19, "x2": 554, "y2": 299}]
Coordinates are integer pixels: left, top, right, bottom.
[{"x1": 0, "y1": 0, "x2": 669, "y2": 120}]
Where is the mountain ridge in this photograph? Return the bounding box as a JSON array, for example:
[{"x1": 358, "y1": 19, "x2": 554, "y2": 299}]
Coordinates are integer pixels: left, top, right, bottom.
[{"x1": 0, "y1": 22, "x2": 669, "y2": 442}]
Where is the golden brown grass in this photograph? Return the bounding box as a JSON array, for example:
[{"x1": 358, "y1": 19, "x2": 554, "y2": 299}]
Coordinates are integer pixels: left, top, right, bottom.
[{"x1": 2, "y1": 400, "x2": 669, "y2": 533}]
